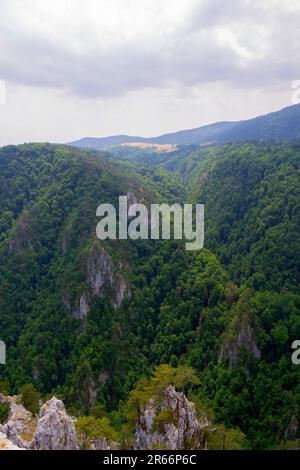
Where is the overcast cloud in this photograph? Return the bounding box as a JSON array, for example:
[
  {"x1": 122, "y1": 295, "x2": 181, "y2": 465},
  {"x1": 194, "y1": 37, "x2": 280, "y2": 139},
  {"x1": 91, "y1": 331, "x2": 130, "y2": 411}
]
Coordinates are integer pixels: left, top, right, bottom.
[{"x1": 0, "y1": 0, "x2": 299, "y2": 145}]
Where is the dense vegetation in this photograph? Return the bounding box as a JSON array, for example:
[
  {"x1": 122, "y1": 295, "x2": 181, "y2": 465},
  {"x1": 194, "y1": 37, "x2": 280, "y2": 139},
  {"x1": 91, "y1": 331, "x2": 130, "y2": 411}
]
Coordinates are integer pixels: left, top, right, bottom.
[{"x1": 0, "y1": 142, "x2": 299, "y2": 449}]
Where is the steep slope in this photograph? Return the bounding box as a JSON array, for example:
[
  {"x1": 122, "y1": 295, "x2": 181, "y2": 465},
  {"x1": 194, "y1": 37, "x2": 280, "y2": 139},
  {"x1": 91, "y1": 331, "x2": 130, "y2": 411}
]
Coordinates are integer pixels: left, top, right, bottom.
[
  {"x1": 149, "y1": 121, "x2": 235, "y2": 146},
  {"x1": 109, "y1": 141, "x2": 300, "y2": 448},
  {"x1": 186, "y1": 143, "x2": 300, "y2": 291},
  {"x1": 0, "y1": 143, "x2": 157, "y2": 405},
  {"x1": 219, "y1": 104, "x2": 300, "y2": 143},
  {"x1": 0, "y1": 142, "x2": 300, "y2": 449}
]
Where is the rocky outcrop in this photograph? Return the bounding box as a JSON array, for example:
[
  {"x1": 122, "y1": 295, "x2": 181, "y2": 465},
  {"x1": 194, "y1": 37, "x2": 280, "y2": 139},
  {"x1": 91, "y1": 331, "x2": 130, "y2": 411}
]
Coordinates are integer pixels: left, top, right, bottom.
[
  {"x1": 90, "y1": 437, "x2": 119, "y2": 450},
  {"x1": 33, "y1": 397, "x2": 78, "y2": 450},
  {"x1": 113, "y1": 273, "x2": 130, "y2": 310},
  {"x1": 284, "y1": 415, "x2": 298, "y2": 441},
  {"x1": 0, "y1": 398, "x2": 37, "y2": 449},
  {"x1": 90, "y1": 437, "x2": 111, "y2": 450},
  {"x1": 87, "y1": 243, "x2": 114, "y2": 297},
  {"x1": 64, "y1": 242, "x2": 131, "y2": 320},
  {"x1": 77, "y1": 435, "x2": 119, "y2": 451},
  {"x1": 0, "y1": 396, "x2": 79, "y2": 451},
  {"x1": 76, "y1": 293, "x2": 90, "y2": 320},
  {"x1": 0, "y1": 432, "x2": 25, "y2": 450},
  {"x1": 219, "y1": 316, "x2": 261, "y2": 368},
  {"x1": 0, "y1": 390, "x2": 213, "y2": 451},
  {"x1": 86, "y1": 242, "x2": 131, "y2": 311},
  {"x1": 237, "y1": 320, "x2": 261, "y2": 358},
  {"x1": 135, "y1": 386, "x2": 210, "y2": 450},
  {"x1": 92, "y1": 437, "x2": 119, "y2": 450}
]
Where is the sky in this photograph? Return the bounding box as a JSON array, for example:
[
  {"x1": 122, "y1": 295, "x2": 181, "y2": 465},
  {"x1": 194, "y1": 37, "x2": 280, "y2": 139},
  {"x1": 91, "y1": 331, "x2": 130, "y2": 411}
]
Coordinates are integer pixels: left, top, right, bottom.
[{"x1": 0, "y1": 0, "x2": 299, "y2": 145}]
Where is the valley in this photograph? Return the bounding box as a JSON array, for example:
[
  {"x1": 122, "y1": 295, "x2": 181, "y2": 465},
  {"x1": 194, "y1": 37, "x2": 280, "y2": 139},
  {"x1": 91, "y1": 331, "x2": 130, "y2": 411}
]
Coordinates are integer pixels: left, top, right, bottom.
[{"x1": 0, "y1": 126, "x2": 299, "y2": 449}]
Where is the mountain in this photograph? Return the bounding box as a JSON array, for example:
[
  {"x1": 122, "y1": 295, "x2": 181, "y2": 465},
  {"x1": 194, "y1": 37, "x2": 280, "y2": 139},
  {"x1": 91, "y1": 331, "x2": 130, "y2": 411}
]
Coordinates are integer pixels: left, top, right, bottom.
[
  {"x1": 218, "y1": 103, "x2": 300, "y2": 142},
  {"x1": 68, "y1": 122, "x2": 235, "y2": 149},
  {"x1": 68, "y1": 104, "x2": 300, "y2": 150},
  {"x1": 148, "y1": 121, "x2": 236, "y2": 145},
  {"x1": 68, "y1": 134, "x2": 149, "y2": 149},
  {"x1": 1, "y1": 141, "x2": 300, "y2": 449}
]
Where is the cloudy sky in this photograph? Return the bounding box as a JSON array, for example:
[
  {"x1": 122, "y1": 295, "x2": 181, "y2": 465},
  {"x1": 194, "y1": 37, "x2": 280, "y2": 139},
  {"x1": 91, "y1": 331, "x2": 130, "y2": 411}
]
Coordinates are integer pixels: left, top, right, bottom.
[{"x1": 0, "y1": 0, "x2": 299, "y2": 145}]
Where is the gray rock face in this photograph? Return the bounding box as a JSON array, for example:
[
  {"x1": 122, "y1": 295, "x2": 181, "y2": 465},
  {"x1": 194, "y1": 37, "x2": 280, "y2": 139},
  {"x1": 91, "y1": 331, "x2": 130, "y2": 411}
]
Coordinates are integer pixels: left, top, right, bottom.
[
  {"x1": 90, "y1": 438, "x2": 119, "y2": 450},
  {"x1": 77, "y1": 431, "x2": 119, "y2": 451},
  {"x1": 87, "y1": 243, "x2": 114, "y2": 297},
  {"x1": 77, "y1": 293, "x2": 90, "y2": 320},
  {"x1": 66, "y1": 241, "x2": 132, "y2": 320},
  {"x1": 113, "y1": 273, "x2": 130, "y2": 309},
  {"x1": 0, "y1": 396, "x2": 81, "y2": 451},
  {"x1": 285, "y1": 415, "x2": 298, "y2": 441},
  {"x1": 90, "y1": 437, "x2": 112, "y2": 450},
  {"x1": 86, "y1": 242, "x2": 130, "y2": 310},
  {"x1": 219, "y1": 315, "x2": 261, "y2": 368},
  {"x1": 237, "y1": 321, "x2": 261, "y2": 358},
  {"x1": 135, "y1": 386, "x2": 210, "y2": 450},
  {"x1": 33, "y1": 397, "x2": 78, "y2": 450},
  {"x1": 0, "y1": 398, "x2": 37, "y2": 449},
  {"x1": 0, "y1": 431, "x2": 25, "y2": 450}
]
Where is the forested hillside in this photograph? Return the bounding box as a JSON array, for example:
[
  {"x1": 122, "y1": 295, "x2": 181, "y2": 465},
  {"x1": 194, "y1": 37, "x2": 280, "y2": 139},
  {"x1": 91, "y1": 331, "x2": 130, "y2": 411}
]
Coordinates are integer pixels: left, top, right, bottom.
[
  {"x1": 70, "y1": 103, "x2": 300, "y2": 149},
  {"x1": 0, "y1": 142, "x2": 299, "y2": 449}
]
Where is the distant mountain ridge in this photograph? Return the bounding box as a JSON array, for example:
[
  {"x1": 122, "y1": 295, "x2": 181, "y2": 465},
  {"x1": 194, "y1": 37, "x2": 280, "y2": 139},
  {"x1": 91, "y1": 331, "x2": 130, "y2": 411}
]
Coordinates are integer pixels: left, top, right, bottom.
[{"x1": 68, "y1": 103, "x2": 300, "y2": 149}]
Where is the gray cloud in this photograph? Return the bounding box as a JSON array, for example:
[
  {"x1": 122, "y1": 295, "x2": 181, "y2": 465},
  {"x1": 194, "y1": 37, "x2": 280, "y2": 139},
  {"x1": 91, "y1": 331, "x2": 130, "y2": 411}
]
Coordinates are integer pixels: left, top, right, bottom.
[
  {"x1": 0, "y1": 0, "x2": 299, "y2": 147},
  {"x1": 0, "y1": 0, "x2": 299, "y2": 99}
]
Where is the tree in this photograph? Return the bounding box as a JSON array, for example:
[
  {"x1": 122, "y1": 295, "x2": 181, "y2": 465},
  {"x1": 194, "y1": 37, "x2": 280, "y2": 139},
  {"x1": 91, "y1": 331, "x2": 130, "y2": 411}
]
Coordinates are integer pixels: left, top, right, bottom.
[
  {"x1": 0, "y1": 403, "x2": 9, "y2": 424},
  {"x1": 0, "y1": 380, "x2": 9, "y2": 395},
  {"x1": 19, "y1": 384, "x2": 41, "y2": 415},
  {"x1": 76, "y1": 416, "x2": 118, "y2": 448}
]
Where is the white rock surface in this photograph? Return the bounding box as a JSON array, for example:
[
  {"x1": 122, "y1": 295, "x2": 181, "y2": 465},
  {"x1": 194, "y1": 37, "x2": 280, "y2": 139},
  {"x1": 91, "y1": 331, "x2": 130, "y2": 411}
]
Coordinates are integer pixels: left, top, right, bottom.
[
  {"x1": 0, "y1": 399, "x2": 37, "y2": 449},
  {"x1": 86, "y1": 242, "x2": 130, "y2": 311},
  {"x1": 0, "y1": 431, "x2": 25, "y2": 450},
  {"x1": 33, "y1": 397, "x2": 78, "y2": 450},
  {"x1": 135, "y1": 385, "x2": 210, "y2": 450}
]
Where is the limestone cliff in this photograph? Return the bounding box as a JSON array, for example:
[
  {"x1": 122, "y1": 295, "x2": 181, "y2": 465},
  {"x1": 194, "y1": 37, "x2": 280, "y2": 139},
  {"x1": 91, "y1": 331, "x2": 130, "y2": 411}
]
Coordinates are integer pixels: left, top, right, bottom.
[
  {"x1": 69, "y1": 242, "x2": 131, "y2": 320},
  {"x1": 135, "y1": 385, "x2": 210, "y2": 450},
  {"x1": 0, "y1": 395, "x2": 78, "y2": 450},
  {"x1": 0, "y1": 432, "x2": 25, "y2": 450},
  {"x1": 86, "y1": 242, "x2": 131, "y2": 310},
  {"x1": 0, "y1": 389, "x2": 217, "y2": 451},
  {"x1": 219, "y1": 292, "x2": 261, "y2": 369},
  {"x1": 0, "y1": 395, "x2": 37, "y2": 449},
  {"x1": 33, "y1": 397, "x2": 78, "y2": 450}
]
